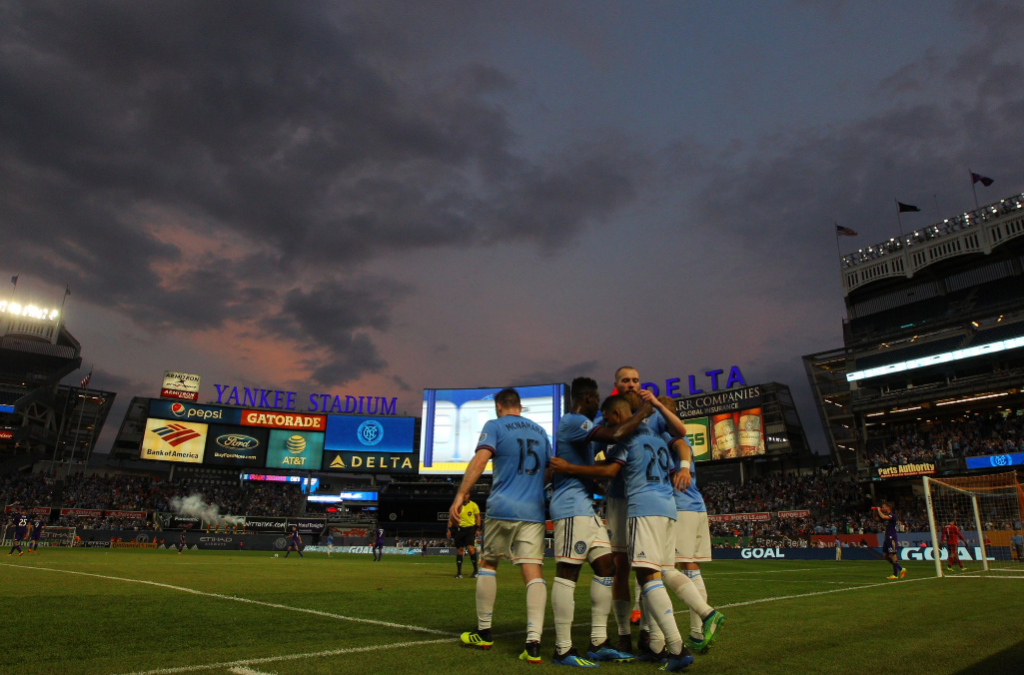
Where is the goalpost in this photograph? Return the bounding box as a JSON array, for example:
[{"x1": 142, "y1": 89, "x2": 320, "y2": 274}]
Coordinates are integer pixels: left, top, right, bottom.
[
  {"x1": 43, "y1": 527, "x2": 78, "y2": 547},
  {"x1": 923, "y1": 471, "x2": 1024, "y2": 577}
]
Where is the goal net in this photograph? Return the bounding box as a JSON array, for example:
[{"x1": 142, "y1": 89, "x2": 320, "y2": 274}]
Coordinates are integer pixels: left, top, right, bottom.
[
  {"x1": 42, "y1": 527, "x2": 77, "y2": 547},
  {"x1": 923, "y1": 472, "x2": 1024, "y2": 577}
]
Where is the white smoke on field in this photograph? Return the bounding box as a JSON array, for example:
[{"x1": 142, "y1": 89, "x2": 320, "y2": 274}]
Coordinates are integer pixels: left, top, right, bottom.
[{"x1": 170, "y1": 494, "x2": 244, "y2": 527}]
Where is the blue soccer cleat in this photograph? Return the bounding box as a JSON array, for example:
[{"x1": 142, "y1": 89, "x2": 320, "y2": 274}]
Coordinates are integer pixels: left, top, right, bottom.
[
  {"x1": 659, "y1": 647, "x2": 695, "y2": 672},
  {"x1": 553, "y1": 648, "x2": 599, "y2": 667},
  {"x1": 587, "y1": 642, "x2": 635, "y2": 663}
]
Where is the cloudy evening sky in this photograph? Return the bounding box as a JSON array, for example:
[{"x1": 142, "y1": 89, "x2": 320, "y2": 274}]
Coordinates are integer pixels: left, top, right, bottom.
[{"x1": 3, "y1": 0, "x2": 1024, "y2": 453}]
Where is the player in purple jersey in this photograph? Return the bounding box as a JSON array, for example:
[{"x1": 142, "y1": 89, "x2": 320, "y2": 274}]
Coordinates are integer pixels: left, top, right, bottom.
[
  {"x1": 28, "y1": 518, "x2": 44, "y2": 553},
  {"x1": 285, "y1": 526, "x2": 304, "y2": 558},
  {"x1": 177, "y1": 532, "x2": 186, "y2": 555},
  {"x1": 372, "y1": 527, "x2": 386, "y2": 561},
  {"x1": 874, "y1": 502, "x2": 905, "y2": 579},
  {"x1": 7, "y1": 509, "x2": 29, "y2": 556}
]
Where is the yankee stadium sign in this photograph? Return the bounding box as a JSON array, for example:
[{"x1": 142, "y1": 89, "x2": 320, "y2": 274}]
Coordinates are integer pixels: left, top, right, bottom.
[{"x1": 214, "y1": 384, "x2": 397, "y2": 416}]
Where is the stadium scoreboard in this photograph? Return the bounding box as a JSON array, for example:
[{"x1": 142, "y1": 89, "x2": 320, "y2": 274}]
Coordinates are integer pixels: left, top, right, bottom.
[{"x1": 140, "y1": 399, "x2": 417, "y2": 473}]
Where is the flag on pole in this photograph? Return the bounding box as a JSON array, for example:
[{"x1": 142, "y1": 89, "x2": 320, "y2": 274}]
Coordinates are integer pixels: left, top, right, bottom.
[
  {"x1": 836, "y1": 224, "x2": 858, "y2": 237},
  {"x1": 80, "y1": 369, "x2": 92, "y2": 389},
  {"x1": 897, "y1": 202, "x2": 921, "y2": 213},
  {"x1": 971, "y1": 172, "x2": 994, "y2": 187},
  {"x1": 10, "y1": 275, "x2": 17, "y2": 287},
  {"x1": 64, "y1": 285, "x2": 71, "y2": 297}
]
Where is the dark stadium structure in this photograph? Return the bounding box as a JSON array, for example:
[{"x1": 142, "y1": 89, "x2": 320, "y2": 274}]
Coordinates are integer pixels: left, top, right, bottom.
[
  {"x1": 805, "y1": 192, "x2": 1024, "y2": 481},
  {"x1": 0, "y1": 302, "x2": 114, "y2": 468}
]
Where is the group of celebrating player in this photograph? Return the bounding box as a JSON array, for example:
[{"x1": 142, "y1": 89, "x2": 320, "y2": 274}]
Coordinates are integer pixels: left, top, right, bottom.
[
  {"x1": 447, "y1": 367, "x2": 726, "y2": 671},
  {"x1": 5, "y1": 512, "x2": 44, "y2": 556}
]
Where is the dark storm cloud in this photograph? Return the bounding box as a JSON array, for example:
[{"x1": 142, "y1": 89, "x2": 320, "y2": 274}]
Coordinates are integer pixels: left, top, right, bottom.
[
  {"x1": 261, "y1": 276, "x2": 409, "y2": 387},
  {"x1": 0, "y1": 0, "x2": 643, "y2": 385},
  {"x1": 669, "y1": 0, "x2": 1024, "y2": 450}
]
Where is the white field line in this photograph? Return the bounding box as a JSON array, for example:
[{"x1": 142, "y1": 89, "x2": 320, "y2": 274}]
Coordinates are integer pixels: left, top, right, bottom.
[
  {"x1": 0, "y1": 563, "x2": 456, "y2": 636},
  {"x1": 113, "y1": 638, "x2": 454, "y2": 675},
  {"x1": 710, "y1": 575, "x2": 934, "y2": 610},
  {"x1": 228, "y1": 668, "x2": 277, "y2": 675},
  {"x1": 949, "y1": 574, "x2": 1024, "y2": 579},
  {"x1": 109, "y1": 574, "x2": 942, "y2": 675},
  {"x1": 703, "y1": 567, "x2": 820, "y2": 576}
]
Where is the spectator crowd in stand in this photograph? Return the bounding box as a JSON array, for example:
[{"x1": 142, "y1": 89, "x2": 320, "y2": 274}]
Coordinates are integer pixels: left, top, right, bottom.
[
  {"x1": 866, "y1": 410, "x2": 1024, "y2": 469},
  {"x1": 2, "y1": 471, "x2": 305, "y2": 529},
  {"x1": 0, "y1": 472, "x2": 54, "y2": 507}
]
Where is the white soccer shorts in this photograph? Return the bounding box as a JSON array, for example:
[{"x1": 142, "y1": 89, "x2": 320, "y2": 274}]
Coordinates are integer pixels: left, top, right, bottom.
[
  {"x1": 554, "y1": 515, "x2": 612, "y2": 564},
  {"x1": 673, "y1": 510, "x2": 712, "y2": 563},
  {"x1": 606, "y1": 497, "x2": 628, "y2": 553},
  {"x1": 627, "y1": 515, "x2": 676, "y2": 571},
  {"x1": 481, "y1": 518, "x2": 545, "y2": 565}
]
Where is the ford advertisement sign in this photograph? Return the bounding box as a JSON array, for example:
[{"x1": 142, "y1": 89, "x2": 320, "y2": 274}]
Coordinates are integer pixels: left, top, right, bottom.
[{"x1": 203, "y1": 425, "x2": 268, "y2": 467}]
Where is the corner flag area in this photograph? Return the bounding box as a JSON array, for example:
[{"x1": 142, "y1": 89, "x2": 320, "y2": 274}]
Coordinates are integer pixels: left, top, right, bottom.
[{"x1": 3, "y1": 550, "x2": 1022, "y2": 674}]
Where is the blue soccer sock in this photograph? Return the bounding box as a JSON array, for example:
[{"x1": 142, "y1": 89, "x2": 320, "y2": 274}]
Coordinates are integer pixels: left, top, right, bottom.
[
  {"x1": 285, "y1": 550, "x2": 291, "y2": 557},
  {"x1": 892, "y1": 561, "x2": 901, "y2": 575}
]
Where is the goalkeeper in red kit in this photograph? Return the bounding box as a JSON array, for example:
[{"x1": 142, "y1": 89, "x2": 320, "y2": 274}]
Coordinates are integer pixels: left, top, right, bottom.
[{"x1": 940, "y1": 518, "x2": 966, "y2": 572}]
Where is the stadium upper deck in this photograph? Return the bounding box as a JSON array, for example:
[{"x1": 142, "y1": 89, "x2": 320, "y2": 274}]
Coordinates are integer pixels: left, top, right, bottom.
[{"x1": 805, "y1": 192, "x2": 1024, "y2": 474}]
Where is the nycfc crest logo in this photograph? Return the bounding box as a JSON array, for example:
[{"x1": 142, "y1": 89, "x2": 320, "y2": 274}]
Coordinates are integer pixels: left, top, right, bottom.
[
  {"x1": 574, "y1": 541, "x2": 587, "y2": 555},
  {"x1": 357, "y1": 420, "x2": 384, "y2": 446}
]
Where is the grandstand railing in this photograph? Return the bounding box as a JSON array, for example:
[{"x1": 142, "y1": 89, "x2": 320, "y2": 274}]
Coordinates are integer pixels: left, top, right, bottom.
[{"x1": 840, "y1": 193, "x2": 1024, "y2": 294}]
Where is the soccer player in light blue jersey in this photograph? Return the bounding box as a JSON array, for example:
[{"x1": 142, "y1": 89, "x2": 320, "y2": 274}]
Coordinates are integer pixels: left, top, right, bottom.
[
  {"x1": 602, "y1": 367, "x2": 689, "y2": 652},
  {"x1": 658, "y1": 412, "x2": 723, "y2": 654},
  {"x1": 450, "y1": 388, "x2": 552, "y2": 664},
  {"x1": 552, "y1": 395, "x2": 709, "y2": 672},
  {"x1": 550, "y1": 377, "x2": 651, "y2": 667}
]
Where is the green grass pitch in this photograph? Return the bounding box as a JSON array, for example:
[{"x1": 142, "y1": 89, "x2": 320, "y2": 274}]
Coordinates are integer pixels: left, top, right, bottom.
[{"x1": 2, "y1": 549, "x2": 1022, "y2": 674}]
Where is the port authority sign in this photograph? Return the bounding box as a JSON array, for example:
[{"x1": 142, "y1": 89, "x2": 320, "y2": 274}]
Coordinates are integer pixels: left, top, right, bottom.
[{"x1": 322, "y1": 450, "x2": 419, "y2": 475}]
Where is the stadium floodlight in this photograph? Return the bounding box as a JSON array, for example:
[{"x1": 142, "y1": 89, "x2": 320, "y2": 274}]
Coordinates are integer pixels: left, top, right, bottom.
[
  {"x1": 846, "y1": 335, "x2": 1024, "y2": 382},
  {"x1": 0, "y1": 300, "x2": 60, "y2": 321}
]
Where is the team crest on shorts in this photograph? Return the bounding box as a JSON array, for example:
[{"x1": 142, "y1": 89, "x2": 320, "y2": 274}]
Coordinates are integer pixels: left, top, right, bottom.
[{"x1": 574, "y1": 541, "x2": 587, "y2": 555}]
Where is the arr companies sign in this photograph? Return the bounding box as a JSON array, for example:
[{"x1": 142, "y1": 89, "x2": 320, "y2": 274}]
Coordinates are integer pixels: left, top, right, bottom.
[
  {"x1": 675, "y1": 385, "x2": 762, "y2": 418},
  {"x1": 323, "y1": 450, "x2": 419, "y2": 474}
]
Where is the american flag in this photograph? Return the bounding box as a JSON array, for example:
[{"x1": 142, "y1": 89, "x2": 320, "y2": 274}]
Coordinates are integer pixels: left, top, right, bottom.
[
  {"x1": 835, "y1": 224, "x2": 858, "y2": 237},
  {"x1": 80, "y1": 370, "x2": 92, "y2": 388}
]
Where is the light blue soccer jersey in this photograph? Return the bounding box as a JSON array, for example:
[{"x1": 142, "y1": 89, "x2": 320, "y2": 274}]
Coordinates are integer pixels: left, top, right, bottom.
[
  {"x1": 664, "y1": 432, "x2": 706, "y2": 513},
  {"x1": 551, "y1": 412, "x2": 599, "y2": 520},
  {"x1": 477, "y1": 415, "x2": 552, "y2": 523},
  {"x1": 606, "y1": 425, "x2": 677, "y2": 520},
  {"x1": 604, "y1": 409, "x2": 670, "y2": 500}
]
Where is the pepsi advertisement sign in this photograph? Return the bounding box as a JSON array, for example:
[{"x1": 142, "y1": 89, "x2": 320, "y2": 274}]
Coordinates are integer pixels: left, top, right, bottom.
[
  {"x1": 149, "y1": 399, "x2": 242, "y2": 425},
  {"x1": 204, "y1": 424, "x2": 269, "y2": 467},
  {"x1": 323, "y1": 416, "x2": 415, "y2": 454},
  {"x1": 965, "y1": 453, "x2": 1024, "y2": 470}
]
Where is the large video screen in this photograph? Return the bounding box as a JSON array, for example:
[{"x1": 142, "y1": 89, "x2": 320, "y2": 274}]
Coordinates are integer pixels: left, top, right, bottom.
[
  {"x1": 324, "y1": 415, "x2": 415, "y2": 454},
  {"x1": 418, "y1": 384, "x2": 567, "y2": 474},
  {"x1": 683, "y1": 407, "x2": 764, "y2": 461}
]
